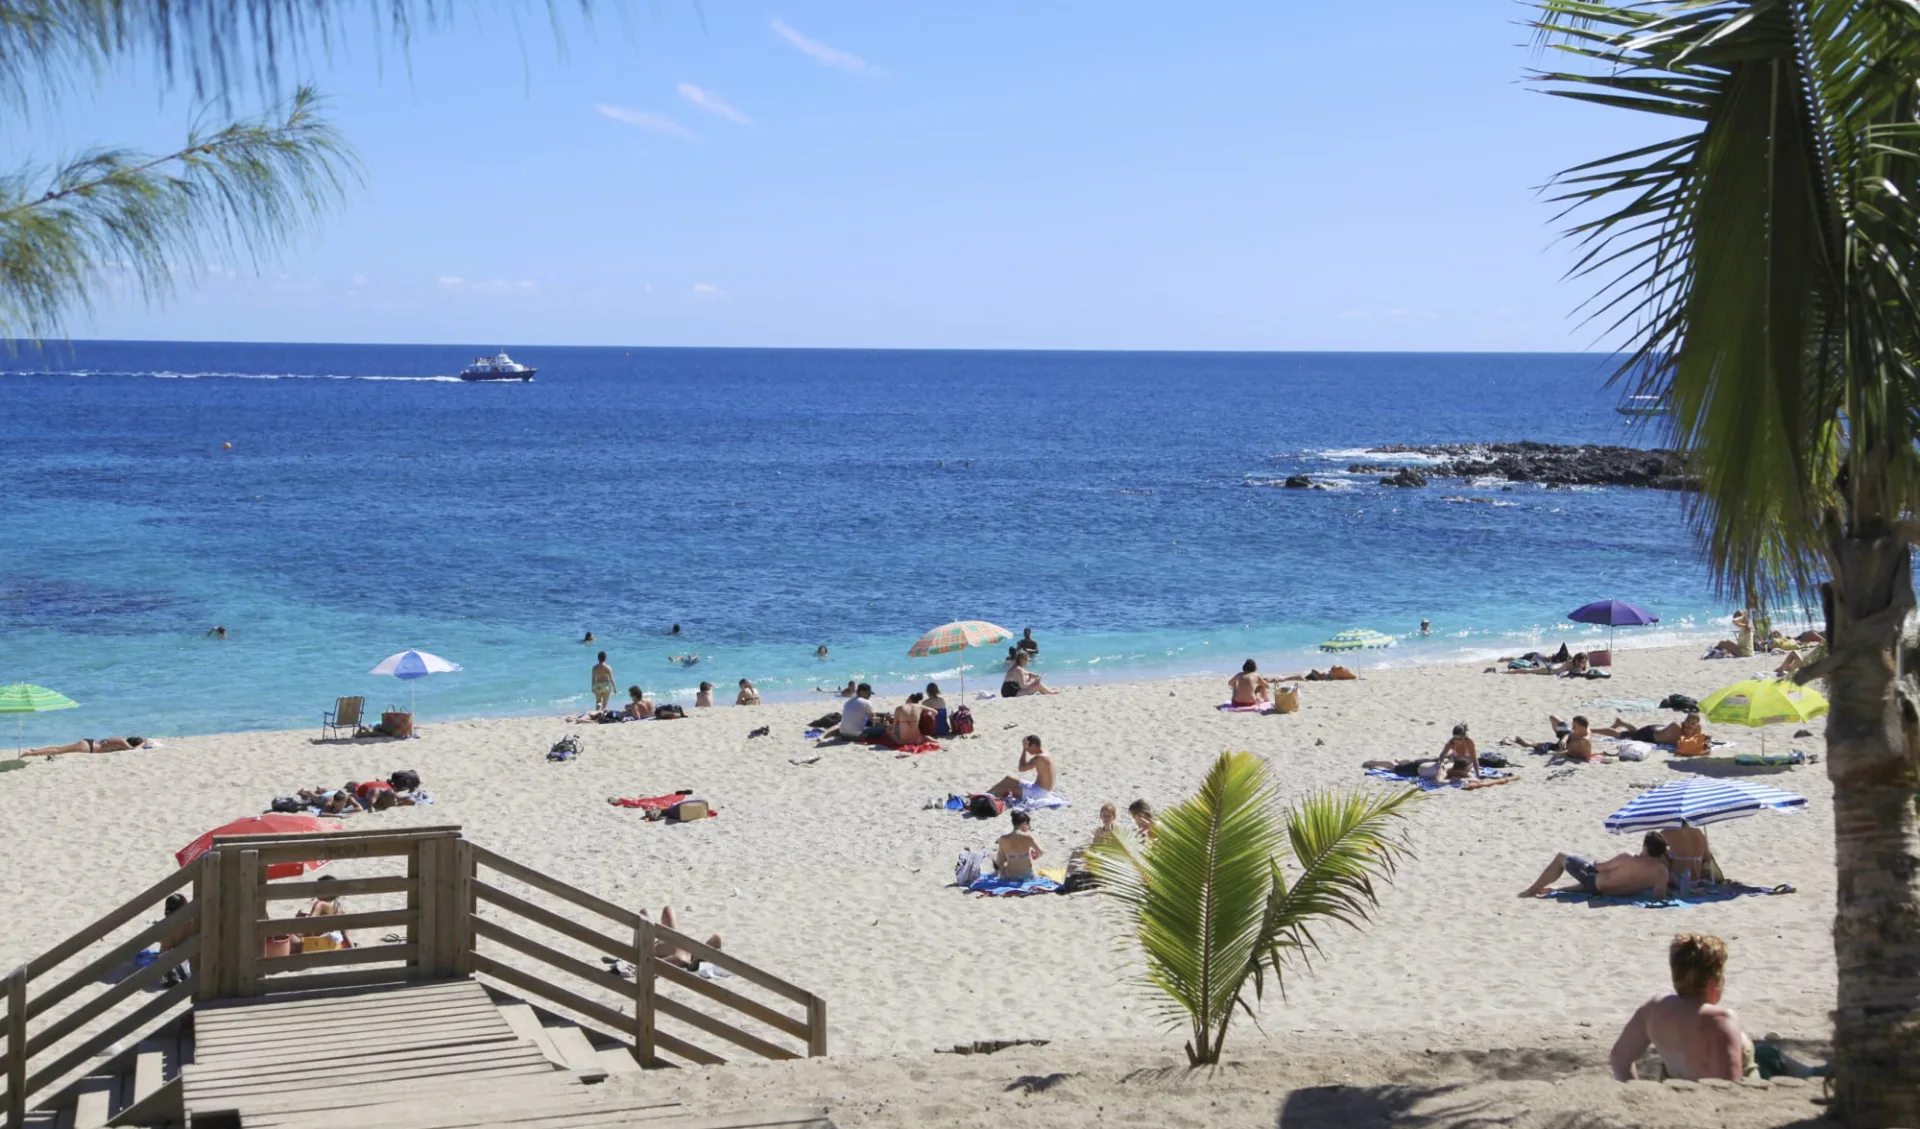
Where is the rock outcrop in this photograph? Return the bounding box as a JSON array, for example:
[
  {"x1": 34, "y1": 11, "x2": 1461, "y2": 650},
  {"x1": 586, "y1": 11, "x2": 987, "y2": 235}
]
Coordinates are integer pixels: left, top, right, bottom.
[{"x1": 1350, "y1": 442, "x2": 1692, "y2": 491}]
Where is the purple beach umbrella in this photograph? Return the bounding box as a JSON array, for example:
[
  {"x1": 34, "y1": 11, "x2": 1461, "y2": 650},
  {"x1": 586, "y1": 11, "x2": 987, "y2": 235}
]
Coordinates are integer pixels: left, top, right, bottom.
[{"x1": 1568, "y1": 599, "x2": 1659, "y2": 661}]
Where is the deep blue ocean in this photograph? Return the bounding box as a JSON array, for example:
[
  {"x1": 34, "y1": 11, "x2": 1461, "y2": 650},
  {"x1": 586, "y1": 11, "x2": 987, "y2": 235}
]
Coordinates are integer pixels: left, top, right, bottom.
[{"x1": 0, "y1": 342, "x2": 1734, "y2": 737}]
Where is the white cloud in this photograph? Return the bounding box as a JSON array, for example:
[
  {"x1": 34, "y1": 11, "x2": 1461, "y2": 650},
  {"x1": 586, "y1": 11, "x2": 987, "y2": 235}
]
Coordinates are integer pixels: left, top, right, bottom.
[
  {"x1": 677, "y1": 83, "x2": 752, "y2": 125},
  {"x1": 596, "y1": 103, "x2": 694, "y2": 139},
  {"x1": 438, "y1": 276, "x2": 465, "y2": 287},
  {"x1": 692, "y1": 282, "x2": 726, "y2": 300},
  {"x1": 770, "y1": 18, "x2": 872, "y2": 71}
]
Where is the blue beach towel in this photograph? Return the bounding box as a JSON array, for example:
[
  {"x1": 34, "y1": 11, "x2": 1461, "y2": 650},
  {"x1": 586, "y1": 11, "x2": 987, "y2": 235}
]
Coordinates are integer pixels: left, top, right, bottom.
[
  {"x1": 968, "y1": 874, "x2": 1061, "y2": 897},
  {"x1": 1364, "y1": 766, "x2": 1509, "y2": 791},
  {"x1": 1548, "y1": 883, "x2": 1794, "y2": 909}
]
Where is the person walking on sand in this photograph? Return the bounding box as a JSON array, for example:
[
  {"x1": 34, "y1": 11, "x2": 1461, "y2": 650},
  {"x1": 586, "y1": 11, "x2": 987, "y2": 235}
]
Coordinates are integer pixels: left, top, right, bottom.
[
  {"x1": 1519, "y1": 831, "x2": 1671, "y2": 899},
  {"x1": 590, "y1": 652, "x2": 615, "y2": 712},
  {"x1": 1610, "y1": 932, "x2": 1753, "y2": 1081},
  {"x1": 1229, "y1": 659, "x2": 1270, "y2": 707},
  {"x1": 987, "y1": 735, "x2": 1056, "y2": 802}
]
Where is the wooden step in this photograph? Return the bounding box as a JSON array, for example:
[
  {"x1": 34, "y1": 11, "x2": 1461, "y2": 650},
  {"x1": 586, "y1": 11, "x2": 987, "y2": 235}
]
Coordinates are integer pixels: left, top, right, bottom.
[
  {"x1": 70, "y1": 1077, "x2": 114, "y2": 1129},
  {"x1": 492, "y1": 1002, "x2": 567, "y2": 1071},
  {"x1": 544, "y1": 1025, "x2": 608, "y2": 1084}
]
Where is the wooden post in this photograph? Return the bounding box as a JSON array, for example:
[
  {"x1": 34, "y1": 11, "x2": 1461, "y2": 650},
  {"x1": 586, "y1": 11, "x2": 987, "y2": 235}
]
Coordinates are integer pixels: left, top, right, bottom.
[
  {"x1": 193, "y1": 854, "x2": 221, "y2": 1002},
  {"x1": 633, "y1": 921, "x2": 656, "y2": 1068},
  {"x1": 6, "y1": 964, "x2": 27, "y2": 1129},
  {"x1": 413, "y1": 837, "x2": 438, "y2": 980},
  {"x1": 807, "y1": 995, "x2": 828, "y2": 1058},
  {"x1": 235, "y1": 850, "x2": 261, "y2": 997},
  {"x1": 450, "y1": 839, "x2": 474, "y2": 976}
]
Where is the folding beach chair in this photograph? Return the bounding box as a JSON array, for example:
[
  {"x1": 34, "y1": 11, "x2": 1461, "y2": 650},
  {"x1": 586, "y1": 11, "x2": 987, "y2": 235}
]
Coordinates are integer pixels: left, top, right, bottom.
[{"x1": 322, "y1": 696, "x2": 366, "y2": 740}]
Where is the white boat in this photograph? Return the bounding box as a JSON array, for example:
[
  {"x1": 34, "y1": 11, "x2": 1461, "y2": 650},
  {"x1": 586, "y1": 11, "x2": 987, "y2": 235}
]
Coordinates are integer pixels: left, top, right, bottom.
[
  {"x1": 459, "y1": 352, "x2": 535, "y2": 382},
  {"x1": 1616, "y1": 394, "x2": 1671, "y2": 417}
]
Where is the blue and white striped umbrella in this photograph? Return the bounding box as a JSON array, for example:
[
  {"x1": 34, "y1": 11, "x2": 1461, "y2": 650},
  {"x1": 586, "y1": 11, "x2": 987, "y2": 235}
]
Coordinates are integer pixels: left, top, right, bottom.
[
  {"x1": 368, "y1": 650, "x2": 462, "y2": 725},
  {"x1": 1604, "y1": 778, "x2": 1807, "y2": 834}
]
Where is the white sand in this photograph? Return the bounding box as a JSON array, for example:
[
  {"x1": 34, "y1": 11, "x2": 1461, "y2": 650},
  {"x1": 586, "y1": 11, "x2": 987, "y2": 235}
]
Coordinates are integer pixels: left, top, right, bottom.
[{"x1": 0, "y1": 645, "x2": 1835, "y2": 1126}]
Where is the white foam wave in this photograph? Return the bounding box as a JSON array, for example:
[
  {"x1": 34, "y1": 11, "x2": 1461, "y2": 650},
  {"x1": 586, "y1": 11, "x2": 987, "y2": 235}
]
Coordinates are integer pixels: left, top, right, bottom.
[{"x1": 1311, "y1": 447, "x2": 1445, "y2": 466}]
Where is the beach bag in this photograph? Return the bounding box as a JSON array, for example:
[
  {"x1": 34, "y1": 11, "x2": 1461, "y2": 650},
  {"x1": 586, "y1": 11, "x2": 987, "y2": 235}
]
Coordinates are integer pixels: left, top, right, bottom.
[
  {"x1": 654, "y1": 704, "x2": 686, "y2": 720},
  {"x1": 951, "y1": 706, "x2": 975, "y2": 736},
  {"x1": 547, "y1": 735, "x2": 582, "y2": 762},
  {"x1": 1660, "y1": 694, "x2": 1700, "y2": 712},
  {"x1": 967, "y1": 793, "x2": 1004, "y2": 820},
  {"x1": 269, "y1": 796, "x2": 305, "y2": 813},
  {"x1": 1675, "y1": 733, "x2": 1710, "y2": 758},
  {"x1": 1273, "y1": 686, "x2": 1300, "y2": 714},
  {"x1": 665, "y1": 797, "x2": 709, "y2": 822},
  {"x1": 380, "y1": 710, "x2": 413, "y2": 738},
  {"x1": 389, "y1": 769, "x2": 421, "y2": 791},
  {"x1": 955, "y1": 850, "x2": 987, "y2": 888},
  {"x1": 810, "y1": 711, "x2": 842, "y2": 729},
  {"x1": 919, "y1": 709, "x2": 938, "y2": 738}
]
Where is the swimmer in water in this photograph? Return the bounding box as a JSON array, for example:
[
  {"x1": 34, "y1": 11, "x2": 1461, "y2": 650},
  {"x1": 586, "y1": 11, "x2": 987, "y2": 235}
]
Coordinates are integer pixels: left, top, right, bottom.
[
  {"x1": 582, "y1": 630, "x2": 595, "y2": 644},
  {"x1": 669, "y1": 624, "x2": 682, "y2": 636},
  {"x1": 207, "y1": 626, "x2": 227, "y2": 639},
  {"x1": 1420, "y1": 620, "x2": 1431, "y2": 636},
  {"x1": 669, "y1": 654, "x2": 701, "y2": 667},
  {"x1": 816, "y1": 644, "x2": 829, "y2": 658}
]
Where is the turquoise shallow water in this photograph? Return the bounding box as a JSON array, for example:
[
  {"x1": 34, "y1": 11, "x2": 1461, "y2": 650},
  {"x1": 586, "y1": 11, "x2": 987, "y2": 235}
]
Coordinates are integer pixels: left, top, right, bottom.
[{"x1": 0, "y1": 343, "x2": 1736, "y2": 738}]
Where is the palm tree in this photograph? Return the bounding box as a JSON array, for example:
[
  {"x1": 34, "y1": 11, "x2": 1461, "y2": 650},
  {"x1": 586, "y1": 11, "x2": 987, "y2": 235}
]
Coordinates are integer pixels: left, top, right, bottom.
[
  {"x1": 0, "y1": 1, "x2": 598, "y2": 341},
  {"x1": 1533, "y1": 2, "x2": 1920, "y2": 1123},
  {"x1": 1087, "y1": 751, "x2": 1416, "y2": 1066}
]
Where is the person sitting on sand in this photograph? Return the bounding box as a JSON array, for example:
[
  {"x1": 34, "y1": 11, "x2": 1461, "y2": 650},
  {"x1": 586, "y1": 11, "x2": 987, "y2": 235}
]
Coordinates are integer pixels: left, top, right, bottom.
[
  {"x1": 695, "y1": 681, "x2": 714, "y2": 708},
  {"x1": 1519, "y1": 831, "x2": 1671, "y2": 899},
  {"x1": 1003, "y1": 652, "x2": 1060, "y2": 696},
  {"x1": 297, "y1": 874, "x2": 352, "y2": 950},
  {"x1": 1661, "y1": 822, "x2": 1722, "y2": 887},
  {"x1": 994, "y1": 811, "x2": 1044, "y2": 881},
  {"x1": 1128, "y1": 799, "x2": 1156, "y2": 838},
  {"x1": 987, "y1": 735, "x2": 1056, "y2": 802},
  {"x1": 735, "y1": 679, "x2": 760, "y2": 706},
  {"x1": 1229, "y1": 659, "x2": 1271, "y2": 707},
  {"x1": 649, "y1": 906, "x2": 723, "y2": 970},
  {"x1": 1091, "y1": 802, "x2": 1121, "y2": 849},
  {"x1": 1775, "y1": 651, "x2": 1803, "y2": 675},
  {"x1": 1561, "y1": 717, "x2": 1606, "y2": 763},
  {"x1": 923, "y1": 682, "x2": 948, "y2": 713},
  {"x1": 822, "y1": 683, "x2": 885, "y2": 743},
  {"x1": 1708, "y1": 610, "x2": 1755, "y2": 658},
  {"x1": 625, "y1": 686, "x2": 654, "y2": 719},
  {"x1": 1440, "y1": 724, "x2": 1480, "y2": 782},
  {"x1": 888, "y1": 694, "x2": 929, "y2": 746},
  {"x1": 27, "y1": 736, "x2": 149, "y2": 756},
  {"x1": 1610, "y1": 932, "x2": 1753, "y2": 1082},
  {"x1": 591, "y1": 652, "x2": 615, "y2": 712}
]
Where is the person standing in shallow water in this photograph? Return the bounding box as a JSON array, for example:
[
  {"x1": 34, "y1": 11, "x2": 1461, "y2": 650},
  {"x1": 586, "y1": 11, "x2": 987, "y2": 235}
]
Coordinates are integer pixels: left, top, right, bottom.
[
  {"x1": 1018, "y1": 628, "x2": 1039, "y2": 656},
  {"x1": 590, "y1": 652, "x2": 614, "y2": 712}
]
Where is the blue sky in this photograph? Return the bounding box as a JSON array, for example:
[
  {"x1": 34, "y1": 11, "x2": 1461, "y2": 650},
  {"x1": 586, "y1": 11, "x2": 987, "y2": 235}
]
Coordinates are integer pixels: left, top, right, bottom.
[{"x1": 12, "y1": 2, "x2": 1668, "y2": 350}]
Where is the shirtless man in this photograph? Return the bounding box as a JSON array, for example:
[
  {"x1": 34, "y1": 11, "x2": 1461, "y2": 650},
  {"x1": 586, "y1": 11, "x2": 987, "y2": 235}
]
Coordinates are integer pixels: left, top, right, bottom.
[
  {"x1": 1610, "y1": 932, "x2": 1751, "y2": 1081},
  {"x1": 994, "y1": 811, "x2": 1043, "y2": 880},
  {"x1": 887, "y1": 694, "x2": 928, "y2": 746},
  {"x1": 1597, "y1": 711, "x2": 1708, "y2": 747},
  {"x1": 987, "y1": 735, "x2": 1056, "y2": 802},
  {"x1": 1229, "y1": 660, "x2": 1271, "y2": 707},
  {"x1": 28, "y1": 736, "x2": 149, "y2": 756},
  {"x1": 1519, "y1": 831, "x2": 1671, "y2": 899}
]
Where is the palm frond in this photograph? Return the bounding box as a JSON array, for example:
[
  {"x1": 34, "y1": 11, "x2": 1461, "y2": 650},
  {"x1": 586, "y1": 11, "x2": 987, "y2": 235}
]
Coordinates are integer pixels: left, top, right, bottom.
[{"x1": 0, "y1": 84, "x2": 357, "y2": 341}]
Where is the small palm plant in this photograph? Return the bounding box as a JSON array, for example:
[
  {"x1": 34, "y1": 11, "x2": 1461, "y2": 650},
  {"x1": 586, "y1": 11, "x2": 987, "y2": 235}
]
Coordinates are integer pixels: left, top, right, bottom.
[{"x1": 1088, "y1": 751, "x2": 1417, "y2": 1065}]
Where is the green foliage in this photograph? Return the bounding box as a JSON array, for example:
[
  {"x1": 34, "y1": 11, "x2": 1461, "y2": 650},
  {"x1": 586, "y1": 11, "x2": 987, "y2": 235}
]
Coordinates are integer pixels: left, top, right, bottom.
[
  {"x1": 0, "y1": 85, "x2": 355, "y2": 340},
  {"x1": 1088, "y1": 752, "x2": 1416, "y2": 1065},
  {"x1": 1532, "y1": 0, "x2": 1920, "y2": 604}
]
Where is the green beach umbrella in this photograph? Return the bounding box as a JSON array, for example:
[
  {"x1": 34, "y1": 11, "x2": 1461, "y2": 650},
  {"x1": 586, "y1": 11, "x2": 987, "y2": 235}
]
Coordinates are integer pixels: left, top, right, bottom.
[
  {"x1": 0, "y1": 683, "x2": 80, "y2": 757},
  {"x1": 1318, "y1": 628, "x2": 1396, "y2": 653}
]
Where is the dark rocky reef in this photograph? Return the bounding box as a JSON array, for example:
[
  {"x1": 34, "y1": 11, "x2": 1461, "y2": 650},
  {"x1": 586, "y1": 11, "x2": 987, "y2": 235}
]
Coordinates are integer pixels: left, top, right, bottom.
[{"x1": 1348, "y1": 442, "x2": 1694, "y2": 491}]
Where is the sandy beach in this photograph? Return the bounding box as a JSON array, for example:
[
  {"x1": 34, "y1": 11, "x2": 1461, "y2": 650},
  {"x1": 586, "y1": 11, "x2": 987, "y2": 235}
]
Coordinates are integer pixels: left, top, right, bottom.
[{"x1": 0, "y1": 645, "x2": 1836, "y2": 1126}]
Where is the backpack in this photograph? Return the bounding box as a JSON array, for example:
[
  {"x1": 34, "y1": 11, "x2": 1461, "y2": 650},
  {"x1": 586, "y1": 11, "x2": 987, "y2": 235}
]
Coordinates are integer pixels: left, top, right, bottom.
[
  {"x1": 269, "y1": 796, "x2": 306, "y2": 813},
  {"x1": 951, "y1": 705, "x2": 975, "y2": 736},
  {"x1": 1661, "y1": 694, "x2": 1701, "y2": 712},
  {"x1": 547, "y1": 735, "x2": 582, "y2": 761},
  {"x1": 967, "y1": 793, "x2": 1004, "y2": 820},
  {"x1": 389, "y1": 769, "x2": 421, "y2": 791},
  {"x1": 654, "y1": 704, "x2": 686, "y2": 720},
  {"x1": 954, "y1": 850, "x2": 988, "y2": 888}
]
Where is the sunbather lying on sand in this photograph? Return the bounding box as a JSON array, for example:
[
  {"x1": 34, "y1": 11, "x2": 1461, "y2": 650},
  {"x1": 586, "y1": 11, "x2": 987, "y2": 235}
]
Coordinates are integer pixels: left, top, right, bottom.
[
  {"x1": 1272, "y1": 666, "x2": 1357, "y2": 682},
  {"x1": 648, "y1": 906, "x2": 723, "y2": 970},
  {"x1": 27, "y1": 736, "x2": 149, "y2": 756},
  {"x1": 1519, "y1": 832, "x2": 1671, "y2": 899},
  {"x1": 1594, "y1": 711, "x2": 1709, "y2": 747}
]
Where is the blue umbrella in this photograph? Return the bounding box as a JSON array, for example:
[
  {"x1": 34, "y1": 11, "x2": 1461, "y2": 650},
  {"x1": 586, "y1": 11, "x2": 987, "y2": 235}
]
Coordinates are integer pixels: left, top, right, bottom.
[
  {"x1": 1568, "y1": 599, "x2": 1659, "y2": 659},
  {"x1": 1604, "y1": 777, "x2": 1806, "y2": 835},
  {"x1": 368, "y1": 650, "x2": 462, "y2": 723}
]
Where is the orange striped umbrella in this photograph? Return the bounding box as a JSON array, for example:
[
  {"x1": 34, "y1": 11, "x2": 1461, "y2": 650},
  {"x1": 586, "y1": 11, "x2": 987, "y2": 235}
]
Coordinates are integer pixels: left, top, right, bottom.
[{"x1": 907, "y1": 620, "x2": 1015, "y2": 658}]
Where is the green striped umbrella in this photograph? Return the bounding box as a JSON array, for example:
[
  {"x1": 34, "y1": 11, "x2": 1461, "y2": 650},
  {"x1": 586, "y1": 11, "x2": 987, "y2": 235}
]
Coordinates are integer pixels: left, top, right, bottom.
[
  {"x1": 0, "y1": 683, "x2": 79, "y2": 757},
  {"x1": 1318, "y1": 628, "x2": 1397, "y2": 653}
]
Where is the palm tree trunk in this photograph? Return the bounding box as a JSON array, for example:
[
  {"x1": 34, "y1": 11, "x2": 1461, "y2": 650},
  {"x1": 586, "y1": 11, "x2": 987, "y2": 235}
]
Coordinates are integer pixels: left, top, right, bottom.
[{"x1": 1821, "y1": 530, "x2": 1920, "y2": 1127}]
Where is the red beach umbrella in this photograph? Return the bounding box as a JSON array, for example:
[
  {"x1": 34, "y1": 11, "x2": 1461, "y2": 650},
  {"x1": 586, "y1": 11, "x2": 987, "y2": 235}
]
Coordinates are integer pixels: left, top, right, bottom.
[{"x1": 176, "y1": 814, "x2": 343, "y2": 879}]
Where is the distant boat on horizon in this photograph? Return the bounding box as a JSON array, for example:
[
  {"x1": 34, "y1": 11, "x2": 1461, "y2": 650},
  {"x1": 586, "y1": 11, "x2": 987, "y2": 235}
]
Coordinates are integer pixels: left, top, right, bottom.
[
  {"x1": 1616, "y1": 394, "x2": 1671, "y2": 417},
  {"x1": 460, "y1": 351, "x2": 535, "y2": 382}
]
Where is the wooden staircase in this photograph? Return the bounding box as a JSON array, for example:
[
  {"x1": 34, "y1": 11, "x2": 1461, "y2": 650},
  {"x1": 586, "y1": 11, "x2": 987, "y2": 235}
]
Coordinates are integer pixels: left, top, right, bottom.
[{"x1": 2, "y1": 826, "x2": 832, "y2": 1129}]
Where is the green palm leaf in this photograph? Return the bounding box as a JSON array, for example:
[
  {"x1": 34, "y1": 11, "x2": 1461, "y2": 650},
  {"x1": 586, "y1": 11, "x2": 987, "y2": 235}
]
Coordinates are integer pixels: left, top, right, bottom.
[{"x1": 1089, "y1": 752, "x2": 1416, "y2": 1065}]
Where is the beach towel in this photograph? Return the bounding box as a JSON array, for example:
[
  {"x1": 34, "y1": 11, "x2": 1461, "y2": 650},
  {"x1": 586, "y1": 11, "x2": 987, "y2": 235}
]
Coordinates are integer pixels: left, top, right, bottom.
[
  {"x1": 967, "y1": 874, "x2": 1061, "y2": 897},
  {"x1": 610, "y1": 790, "x2": 693, "y2": 811},
  {"x1": 1217, "y1": 702, "x2": 1272, "y2": 714},
  {"x1": 1365, "y1": 766, "x2": 1511, "y2": 791},
  {"x1": 1547, "y1": 882, "x2": 1794, "y2": 909},
  {"x1": 1735, "y1": 751, "x2": 1810, "y2": 766},
  {"x1": 1008, "y1": 787, "x2": 1071, "y2": 813},
  {"x1": 858, "y1": 735, "x2": 942, "y2": 754}
]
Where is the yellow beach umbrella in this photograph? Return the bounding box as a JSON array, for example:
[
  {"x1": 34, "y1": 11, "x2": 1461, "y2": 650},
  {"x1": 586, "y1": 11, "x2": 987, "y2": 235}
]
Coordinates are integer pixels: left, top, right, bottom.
[{"x1": 1700, "y1": 679, "x2": 1828, "y2": 728}]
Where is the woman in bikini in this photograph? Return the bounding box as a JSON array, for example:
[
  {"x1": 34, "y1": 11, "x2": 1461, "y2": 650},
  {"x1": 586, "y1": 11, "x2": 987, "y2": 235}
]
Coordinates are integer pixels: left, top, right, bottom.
[
  {"x1": 1440, "y1": 724, "x2": 1480, "y2": 781},
  {"x1": 27, "y1": 736, "x2": 147, "y2": 756}
]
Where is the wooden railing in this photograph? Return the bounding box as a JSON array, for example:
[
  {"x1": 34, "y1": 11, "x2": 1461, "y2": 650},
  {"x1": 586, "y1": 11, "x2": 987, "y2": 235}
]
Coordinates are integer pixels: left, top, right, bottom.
[
  {"x1": 1, "y1": 863, "x2": 199, "y2": 1128},
  {"x1": 2, "y1": 823, "x2": 826, "y2": 1125}
]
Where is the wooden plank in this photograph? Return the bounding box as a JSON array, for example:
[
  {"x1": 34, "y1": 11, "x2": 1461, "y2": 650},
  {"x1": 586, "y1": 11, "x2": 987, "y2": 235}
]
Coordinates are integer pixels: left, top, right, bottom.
[
  {"x1": 110, "y1": 1076, "x2": 177, "y2": 1128},
  {"x1": 26, "y1": 902, "x2": 197, "y2": 1020},
  {"x1": 650, "y1": 1029, "x2": 725, "y2": 1068},
  {"x1": 253, "y1": 908, "x2": 415, "y2": 942},
  {"x1": 469, "y1": 848, "x2": 643, "y2": 930},
  {"x1": 493, "y1": 1002, "x2": 567, "y2": 1070},
  {"x1": 647, "y1": 928, "x2": 813, "y2": 1008},
  {"x1": 185, "y1": 1046, "x2": 553, "y2": 1100},
  {"x1": 192, "y1": 1019, "x2": 516, "y2": 1065},
  {"x1": 255, "y1": 942, "x2": 417, "y2": 977},
  {"x1": 472, "y1": 921, "x2": 636, "y2": 1001},
  {"x1": 25, "y1": 939, "x2": 198, "y2": 1057},
  {"x1": 471, "y1": 883, "x2": 631, "y2": 961},
  {"x1": 595, "y1": 1046, "x2": 642, "y2": 1075},
  {"x1": 128, "y1": 1045, "x2": 163, "y2": 1111},
  {"x1": 213, "y1": 825, "x2": 462, "y2": 849},
  {"x1": 7, "y1": 966, "x2": 27, "y2": 1129},
  {"x1": 219, "y1": 849, "x2": 246, "y2": 1000},
  {"x1": 650, "y1": 996, "x2": 797, "y2": 1062},
  {"x1": 23, "y1": 867, "x2": 196, "y2": 981},
  {"x1": 185, "y1": 1039, "x2": 540, "y2": 1087},
  {"x1": 236, "y1": 851, "x2": 262, "y2": 996},
  {"x1": 25, "y1": 979, "x2": 192, "y2": 1098},
  {"x1": 241, "y1": 837, "x2": 453, "y2": 866},
  {"x1": 259, "y1": 876, "x2": 415, "y2": 902},
  {"x1": 260, "y1": 1094, "x2": 689, "y2": 1129},
  {"x1": 634, "y1": 922, "x2": 656, "y2": 1069},
  {"x1": 70, "y1": 1077, "x2": 111, "y2": 1129},
  {"x1": 194, "y1": 1000, "x2": 488, "y2": 1041},
  {"x1": 612, "y1": 1110, "x2": 833, "y2": 1129},
  {"x1": 468, "y1": 956, "x2": 636, "y2": 1037},
  {"x1": 651, "y1": 960, "x2": 810, "y2": 1042},
  {"x1": 543, "y1": 1026, "x2": 608, "y2": 1083},
  {"x1": 194, "y1": 978, "x2": 479, "y2": 1018},
  {"x1": 806, "y1": 996, "x2": 826, "y2": 1058},
  {"x1": 193, "y1": 853, "x2": 221, "y2": 1003},
  {"x1": 248, "y1": 966, "x2": 416, "y2": 996},
  {"x1": 203, "y1": 1070, "x2": 583, "y2": 1119},
  {"x1": 450, "y1": 840, "x2": 475, "y2": 977}
]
